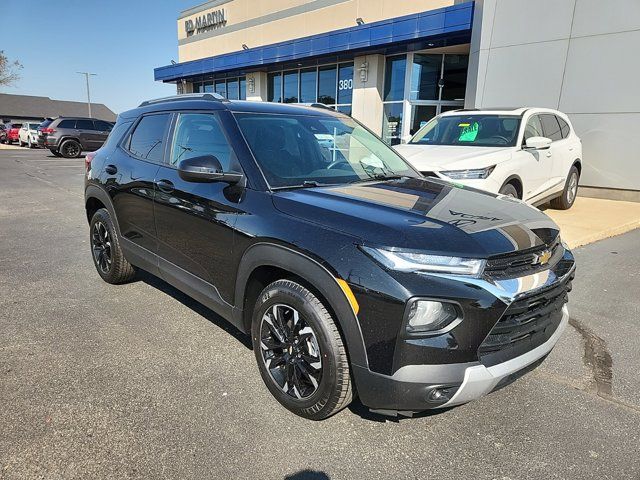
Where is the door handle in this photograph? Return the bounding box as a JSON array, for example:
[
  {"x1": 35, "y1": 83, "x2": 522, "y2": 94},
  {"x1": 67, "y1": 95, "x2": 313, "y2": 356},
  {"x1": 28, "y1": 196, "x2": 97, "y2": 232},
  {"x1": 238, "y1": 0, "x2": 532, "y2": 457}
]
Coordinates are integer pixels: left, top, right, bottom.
[
  {"x1": 155, "y1": 179, "x2": 174, "y2": 193},
  {"x1": 105, "y1": 164, "x2": 118, "y2": 175}
]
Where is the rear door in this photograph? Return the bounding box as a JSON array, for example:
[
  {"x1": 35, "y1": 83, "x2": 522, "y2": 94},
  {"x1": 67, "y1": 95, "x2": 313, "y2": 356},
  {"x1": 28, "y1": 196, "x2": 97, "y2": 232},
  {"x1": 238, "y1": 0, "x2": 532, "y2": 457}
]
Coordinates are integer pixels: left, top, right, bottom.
[
  {"x1": 75, "y1": 119, "x2": 101, "y2": 151},
  {"x1": 539, "y1": 114, "x2": 567, "y2": 194},
  {"x1": 153, "y1": 111, "x2": 244, "y2": 308},
  {"x1": 109, "y1": 113, "x2": 171, "y2": 254}
]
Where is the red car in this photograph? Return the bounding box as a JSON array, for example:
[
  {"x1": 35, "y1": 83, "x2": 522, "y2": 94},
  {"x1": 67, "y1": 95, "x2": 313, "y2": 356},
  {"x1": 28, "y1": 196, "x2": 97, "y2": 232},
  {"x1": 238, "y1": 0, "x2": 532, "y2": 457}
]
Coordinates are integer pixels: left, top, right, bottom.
[{"x1": 4, "y1": 123, "x2": 23, "y2": 144}]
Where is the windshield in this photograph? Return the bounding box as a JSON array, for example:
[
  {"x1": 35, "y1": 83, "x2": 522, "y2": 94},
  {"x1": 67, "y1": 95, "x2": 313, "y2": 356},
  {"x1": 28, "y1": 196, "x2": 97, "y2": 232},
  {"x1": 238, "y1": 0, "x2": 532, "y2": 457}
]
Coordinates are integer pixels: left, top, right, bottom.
[
  {"x1": 410, "y1": 114, "x2": 521, "y2": 147},
  {"x1": 235, "y1": 113, "x2": 418, "y2": 188}
]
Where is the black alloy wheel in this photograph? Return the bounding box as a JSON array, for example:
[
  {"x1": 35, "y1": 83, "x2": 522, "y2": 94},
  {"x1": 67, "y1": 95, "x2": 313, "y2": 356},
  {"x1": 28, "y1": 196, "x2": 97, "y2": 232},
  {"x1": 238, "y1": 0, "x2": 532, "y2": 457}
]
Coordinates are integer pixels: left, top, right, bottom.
[
  {"x1": 61, "y1": 139, "x2": 81, "y2": 158},
  {"x1": 89, "y1": 208, "x2": 136, "y2": 284},
  {"x1": 259, "y1": 303, "x2": 323, "y2": 399},
  {"x1": 251, "y1": 279, "x2": 353, "y2": 420},
  {"x1": 91, "y1": 220, "x2": 112, "y2": 275}
]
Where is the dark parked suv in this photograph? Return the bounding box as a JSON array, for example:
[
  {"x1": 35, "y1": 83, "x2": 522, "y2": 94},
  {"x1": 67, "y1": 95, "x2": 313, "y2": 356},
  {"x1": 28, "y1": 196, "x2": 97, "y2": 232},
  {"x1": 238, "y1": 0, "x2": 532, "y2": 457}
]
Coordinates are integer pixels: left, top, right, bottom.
[
  {"x1": 84, "y1": 94, "x2": 575, "y2": 420},
  {"x1": 39, "y1": 117, "x2": 113, "y2": 158}
]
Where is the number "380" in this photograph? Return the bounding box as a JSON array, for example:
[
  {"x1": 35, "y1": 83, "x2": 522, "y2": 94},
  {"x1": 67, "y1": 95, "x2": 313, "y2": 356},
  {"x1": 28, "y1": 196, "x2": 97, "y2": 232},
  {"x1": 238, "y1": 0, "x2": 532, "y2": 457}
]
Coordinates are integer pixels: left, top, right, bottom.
[{"x1": 338, "y1": 79, "x2": 353, "y2": 90}]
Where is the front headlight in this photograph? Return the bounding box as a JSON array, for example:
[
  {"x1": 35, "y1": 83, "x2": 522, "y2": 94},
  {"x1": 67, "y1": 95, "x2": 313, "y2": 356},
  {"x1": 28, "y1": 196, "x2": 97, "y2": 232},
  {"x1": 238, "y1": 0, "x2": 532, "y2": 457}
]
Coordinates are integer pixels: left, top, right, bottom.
[
  {"x1": 440, "y1": 165, "x2": 495, "y2": 179},
  {"x1": 361, "y1": 246, "x2": 485, "y2": 276}
]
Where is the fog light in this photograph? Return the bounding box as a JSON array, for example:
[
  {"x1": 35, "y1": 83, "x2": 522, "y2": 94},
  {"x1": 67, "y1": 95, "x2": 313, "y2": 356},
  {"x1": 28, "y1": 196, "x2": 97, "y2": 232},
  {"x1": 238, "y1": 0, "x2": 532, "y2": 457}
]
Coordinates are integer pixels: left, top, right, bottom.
[
  {"x1": 427, "y1": 387, "x2": 452, "y2": 403},
  {"x1": 407, "y1": 300, "x2": 458, "y2": 333}
]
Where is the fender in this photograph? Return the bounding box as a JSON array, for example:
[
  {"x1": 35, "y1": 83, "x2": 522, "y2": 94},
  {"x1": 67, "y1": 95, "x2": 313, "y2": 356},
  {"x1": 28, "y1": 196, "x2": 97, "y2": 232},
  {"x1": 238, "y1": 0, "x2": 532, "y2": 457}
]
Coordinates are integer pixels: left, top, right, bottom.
[
  {"x1": 500, "y1": 174, "x2": 524, "y2": 197},
  {"x1": 232, "y1": 242, "x2": 369, "y2": 369},
  {"x1": 85, "y1": 184, "x2": 119, "y2": 233}
]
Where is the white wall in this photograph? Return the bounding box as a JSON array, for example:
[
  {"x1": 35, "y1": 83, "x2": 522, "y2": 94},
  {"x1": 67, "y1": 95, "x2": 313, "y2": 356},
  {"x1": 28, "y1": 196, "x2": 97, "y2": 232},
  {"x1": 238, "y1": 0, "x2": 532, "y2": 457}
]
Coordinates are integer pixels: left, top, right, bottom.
[{"x1": 466, "y1": 0, "x2": 640, "y2": 191}]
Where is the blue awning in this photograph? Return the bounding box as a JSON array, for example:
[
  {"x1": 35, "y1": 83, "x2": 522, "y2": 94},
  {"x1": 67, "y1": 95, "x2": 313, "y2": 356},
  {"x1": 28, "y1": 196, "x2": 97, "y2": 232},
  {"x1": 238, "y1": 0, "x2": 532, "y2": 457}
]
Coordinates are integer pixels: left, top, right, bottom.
[{"x1": 155, "y1": 2, "x2": 473, "y2": 83}]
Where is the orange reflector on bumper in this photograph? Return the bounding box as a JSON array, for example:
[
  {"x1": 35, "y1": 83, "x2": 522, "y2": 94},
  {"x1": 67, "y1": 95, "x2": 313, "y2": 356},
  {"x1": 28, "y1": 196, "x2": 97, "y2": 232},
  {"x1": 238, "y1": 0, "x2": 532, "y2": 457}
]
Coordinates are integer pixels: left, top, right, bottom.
[{"x1": 336, "y1": 278, "x2": 359, "y2": 315}]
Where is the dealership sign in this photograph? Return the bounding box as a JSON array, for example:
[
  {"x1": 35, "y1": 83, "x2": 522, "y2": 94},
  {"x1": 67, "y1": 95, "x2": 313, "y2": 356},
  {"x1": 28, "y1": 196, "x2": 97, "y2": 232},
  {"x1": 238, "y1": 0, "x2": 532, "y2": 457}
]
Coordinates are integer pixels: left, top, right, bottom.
[{"x1": 185, "y1": 9, "x2": 227, "y2": 37}]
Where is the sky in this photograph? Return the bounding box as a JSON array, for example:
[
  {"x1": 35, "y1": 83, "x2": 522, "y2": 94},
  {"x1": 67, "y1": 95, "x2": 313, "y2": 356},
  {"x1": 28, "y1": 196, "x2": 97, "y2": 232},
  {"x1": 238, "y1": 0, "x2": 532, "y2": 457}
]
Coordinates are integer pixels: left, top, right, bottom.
[{"x1": 0, "y1": 0, "x2": 195, "y2": 114}]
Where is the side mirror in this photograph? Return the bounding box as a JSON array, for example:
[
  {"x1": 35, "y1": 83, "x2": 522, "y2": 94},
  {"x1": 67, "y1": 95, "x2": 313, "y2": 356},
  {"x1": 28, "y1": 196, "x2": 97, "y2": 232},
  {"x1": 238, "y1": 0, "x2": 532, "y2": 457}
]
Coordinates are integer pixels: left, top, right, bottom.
[
  {"x1": 524, "y1": 136, "x2": 552, "y2": 150},
  {"x1": 177, "y1": 155, "x2": 243, "y2": 184}
]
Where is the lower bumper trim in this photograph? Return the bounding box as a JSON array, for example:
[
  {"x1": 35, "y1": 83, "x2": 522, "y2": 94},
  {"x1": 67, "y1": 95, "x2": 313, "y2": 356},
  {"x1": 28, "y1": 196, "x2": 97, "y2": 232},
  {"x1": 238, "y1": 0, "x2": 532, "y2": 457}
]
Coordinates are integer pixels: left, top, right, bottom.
[{"x1": 438, "y1": 304, "x2": 569, "y2": 408}]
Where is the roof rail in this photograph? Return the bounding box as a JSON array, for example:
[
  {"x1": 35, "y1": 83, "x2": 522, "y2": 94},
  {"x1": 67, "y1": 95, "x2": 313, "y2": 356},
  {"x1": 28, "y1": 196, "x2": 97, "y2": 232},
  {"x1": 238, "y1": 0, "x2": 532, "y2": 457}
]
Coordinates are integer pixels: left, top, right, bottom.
[{"x1": 138, "y1": 93, "x2": 225, "y2": 108}]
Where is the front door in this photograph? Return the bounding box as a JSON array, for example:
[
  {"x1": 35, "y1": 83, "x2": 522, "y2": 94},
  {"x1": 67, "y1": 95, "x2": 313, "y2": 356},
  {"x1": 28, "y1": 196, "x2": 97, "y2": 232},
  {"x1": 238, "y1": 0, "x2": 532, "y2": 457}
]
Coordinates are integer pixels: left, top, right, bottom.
[
  {"x1": 153, "y1": 111, "x2": 244, "y2": 307},
  {"x1": 520, "y1": 114, "x2": 553, "y2": 200}
]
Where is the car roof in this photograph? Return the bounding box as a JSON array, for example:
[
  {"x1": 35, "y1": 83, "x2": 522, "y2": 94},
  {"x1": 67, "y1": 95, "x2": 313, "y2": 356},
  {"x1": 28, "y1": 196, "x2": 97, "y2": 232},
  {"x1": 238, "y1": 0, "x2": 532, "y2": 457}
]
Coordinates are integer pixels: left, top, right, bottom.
[
  {"x1": 440, "y1": 107, "x2": 564, "y2": 117},
  {"x1": 119, "y1": 94, "x2": 343, "y2": 120}
]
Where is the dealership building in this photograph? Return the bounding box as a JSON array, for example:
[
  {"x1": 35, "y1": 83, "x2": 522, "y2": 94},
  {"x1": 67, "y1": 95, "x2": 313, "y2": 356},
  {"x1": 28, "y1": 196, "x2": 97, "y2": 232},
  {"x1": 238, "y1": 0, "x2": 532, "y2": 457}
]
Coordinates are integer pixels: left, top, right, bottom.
[{"x1": 155, "y1": 0, "x2": 640, "y2": 199}]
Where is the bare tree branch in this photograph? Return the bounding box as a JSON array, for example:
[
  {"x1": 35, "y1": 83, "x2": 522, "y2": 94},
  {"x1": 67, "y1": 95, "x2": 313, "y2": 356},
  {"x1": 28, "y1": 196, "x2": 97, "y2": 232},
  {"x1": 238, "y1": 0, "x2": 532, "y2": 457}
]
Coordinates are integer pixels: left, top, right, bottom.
[{"x1": 0, "y1": 51, "x2": 23, "y2": 87}]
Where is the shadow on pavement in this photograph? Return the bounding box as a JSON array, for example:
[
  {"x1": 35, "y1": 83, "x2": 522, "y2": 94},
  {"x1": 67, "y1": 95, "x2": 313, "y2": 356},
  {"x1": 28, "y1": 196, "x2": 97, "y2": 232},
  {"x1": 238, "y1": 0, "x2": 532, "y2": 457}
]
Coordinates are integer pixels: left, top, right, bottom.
[
  {"x1": 285, "y1": 470, "x2": 330, "y2": 480},
  {"x1": 136, "y1": 269, "x2": 252, "y2": 350}
]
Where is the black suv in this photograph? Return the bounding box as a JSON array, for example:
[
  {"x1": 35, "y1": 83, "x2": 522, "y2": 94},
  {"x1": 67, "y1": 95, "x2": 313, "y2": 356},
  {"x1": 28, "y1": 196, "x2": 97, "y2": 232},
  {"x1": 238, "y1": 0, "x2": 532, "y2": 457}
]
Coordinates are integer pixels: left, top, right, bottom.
[
  {"x1": 84, "y1": 94, "x2": 575, "y2": 420},
  {"x1": 39, "y1": 117, "x2": 113, "y2": 158}
]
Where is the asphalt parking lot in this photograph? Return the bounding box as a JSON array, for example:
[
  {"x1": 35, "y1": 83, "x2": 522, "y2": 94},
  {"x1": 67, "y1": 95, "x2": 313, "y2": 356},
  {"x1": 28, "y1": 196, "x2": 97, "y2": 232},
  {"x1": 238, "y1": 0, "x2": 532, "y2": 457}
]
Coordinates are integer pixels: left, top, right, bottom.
[{"x1": 1, "y1": 148, "x2": 639, "y2": 480}]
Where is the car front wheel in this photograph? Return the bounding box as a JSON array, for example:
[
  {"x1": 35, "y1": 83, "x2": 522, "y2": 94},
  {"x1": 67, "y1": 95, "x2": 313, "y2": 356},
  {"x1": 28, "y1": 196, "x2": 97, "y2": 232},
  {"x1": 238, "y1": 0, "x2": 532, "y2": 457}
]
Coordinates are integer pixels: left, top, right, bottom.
[
  {"x1": 251, "y1": 279, "x2": 353, "y2": 420},
  {"x1": 550, "y1": 165, "x2": 580, "y2": 210}
]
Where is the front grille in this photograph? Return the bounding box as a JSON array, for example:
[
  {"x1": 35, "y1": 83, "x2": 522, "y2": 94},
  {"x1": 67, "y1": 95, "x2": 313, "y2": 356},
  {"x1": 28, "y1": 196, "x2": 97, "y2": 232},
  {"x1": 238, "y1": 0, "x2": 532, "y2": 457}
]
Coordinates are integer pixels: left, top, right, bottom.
[
  {"x1": 484, "y1": 237, "x2": 562, "y2": 279},
  {"x1": 478, "y1": 277, "x2": 572, "y2": 367}
]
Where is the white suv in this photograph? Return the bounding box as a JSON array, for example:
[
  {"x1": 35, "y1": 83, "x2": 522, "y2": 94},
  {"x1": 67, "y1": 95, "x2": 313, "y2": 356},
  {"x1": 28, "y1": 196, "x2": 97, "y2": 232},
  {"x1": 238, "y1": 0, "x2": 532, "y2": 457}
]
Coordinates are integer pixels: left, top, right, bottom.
[
  {"x1": 18, "y1": 122, "x2": 41, "y2": 149},
  {"x1": 394, "y1": 108, "x2": 582, "y2": 210}
]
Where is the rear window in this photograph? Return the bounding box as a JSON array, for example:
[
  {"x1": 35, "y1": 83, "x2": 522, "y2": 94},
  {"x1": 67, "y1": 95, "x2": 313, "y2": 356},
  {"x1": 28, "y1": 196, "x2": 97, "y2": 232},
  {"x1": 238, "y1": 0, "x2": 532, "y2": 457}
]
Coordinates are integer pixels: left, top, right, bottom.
[
  {"x1": 57, "y1": 120, "x2": 75, "y2": 128},
  {"x1": 39, "y1": 120, "x2": 53, "y2": 129},
  {"x1": 95, "y1": 120, "x2": 113, "y2": 132},
  {"x1": 558, "y1": 117, "x2": 570, "y2": 138},
  {"x1": 127, "y1": 114, "x2": 170, "y2": 162},
  {"x1": 540, "y1": 114, "x2": 562, "y2": 141},
  {"x1": 101, "y1": 120, "x2": 132, "y2": 151}
]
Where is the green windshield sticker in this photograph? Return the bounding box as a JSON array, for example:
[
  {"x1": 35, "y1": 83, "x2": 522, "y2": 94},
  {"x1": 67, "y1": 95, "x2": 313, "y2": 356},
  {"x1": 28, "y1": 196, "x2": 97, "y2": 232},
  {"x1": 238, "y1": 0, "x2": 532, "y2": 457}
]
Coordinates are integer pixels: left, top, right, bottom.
[{"x1": 459, "y1": 122, "x2": 479, "y2": 142}]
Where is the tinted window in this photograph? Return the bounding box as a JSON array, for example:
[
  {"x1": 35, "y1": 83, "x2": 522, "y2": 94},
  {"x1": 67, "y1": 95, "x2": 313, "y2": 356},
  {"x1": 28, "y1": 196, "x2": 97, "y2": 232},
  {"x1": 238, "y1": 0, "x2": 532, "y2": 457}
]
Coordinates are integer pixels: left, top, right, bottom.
[
  {"x1": 384, "y1": 55, "x2": 406, "y2": 102},
  {"x1": 558, "y1": 116, "x2": 570, "y2": 138},
  {"x1": 268, "y1": 72, "x2": 282, "y2": 103},
  {"x1": 523, "y1": 115, "x2": 544, "y2": 141},
  {"x1": 239, "y1": 77, "x2": 247, "y2": 100},
  {"x1": 128, "y1": 114, "x2": 170, "y2": 162},
  {"x1": 57, "y1": 120, "x2": 76, "y2": 128},
  {"x1": 540, "y1": 114, "x2": 562, "y2": 141},
  {"x1": 76, "y1": 119, "x2": 95, "y2": 130},
  {"x1": 337, "y1": 64, "x2": 353, "y2": 104},
  {"x1": 95, "y1": 120, "x2": 113, "y2": 132},
  {"x1": 169, "y1": 113, "x2": 236, "y2": 171},
  {"x1": 441, "y1": 54, "x2": 468, "y2": 101},
  {"x1": 215, "y1": 80, "x2": 226, "y2": 97},
  {"x1": 39, "y1": 120, "x2": 53, "y2": 129},
  {"x1": 226, "y1": 79, "x2": 239, "y2": 100},
  {"x1": 411, "y1": 115, "x2": 521, "y2": 147},
  {"x1": 102, "y1": 121, "x2": 132, "y2": 151},
  {"x1": 317, "y1": 66, "x2": 336, "y2": 104},
  {"x1": 300, "y1": 68, "x2": 317, "y2": 103},
  {"x1": 283, "y1": 70, "x2": 298, "y2": 103},
  {"x1": 410, "y1": 54, "x2": 440, "y2": 101}
]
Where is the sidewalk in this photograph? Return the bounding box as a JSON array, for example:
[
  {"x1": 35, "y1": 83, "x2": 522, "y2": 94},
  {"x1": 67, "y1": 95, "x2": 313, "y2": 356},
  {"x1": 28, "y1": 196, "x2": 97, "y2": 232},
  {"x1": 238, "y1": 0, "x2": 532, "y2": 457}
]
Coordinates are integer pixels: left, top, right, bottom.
[{"x1": 543, "y1": 196, "x2": 640, "y2": 248}]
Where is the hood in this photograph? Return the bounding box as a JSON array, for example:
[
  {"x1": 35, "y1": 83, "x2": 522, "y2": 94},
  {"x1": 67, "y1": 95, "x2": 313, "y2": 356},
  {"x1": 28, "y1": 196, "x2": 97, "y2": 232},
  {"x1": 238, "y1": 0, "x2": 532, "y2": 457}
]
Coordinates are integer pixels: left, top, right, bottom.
[
  {"x1": 394, "y1": 144, "x2": 512, "y2": 171},
  {"x1": 272, "y1": 178, "x2": 559, "y2": 258}
]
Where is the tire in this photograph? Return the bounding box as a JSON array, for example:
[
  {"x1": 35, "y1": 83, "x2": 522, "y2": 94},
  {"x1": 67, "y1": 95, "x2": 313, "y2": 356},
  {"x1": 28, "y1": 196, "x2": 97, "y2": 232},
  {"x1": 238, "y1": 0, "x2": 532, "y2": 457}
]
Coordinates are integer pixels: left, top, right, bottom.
[
  {"x1": 251, "y1": 279, "x2": 353, "y2": 420},
  {"x1": 50, "y1": 149, "x2": 62, "y2": 157},
  {"x1": 19, "y1": 139, "x2": 25, "y2": 147},
  {"x1": 60, "y1": 139, "x2": 82, "y2": 158},
  {"x1": 499, "y1": 183, "x2": 519, "y2": 198},
  {"x1": 89, "y1": 208, "x2": 136, "y2": 284},
  {"x1": 550, "y1": 165, "x2": 580, "y2": 210}
]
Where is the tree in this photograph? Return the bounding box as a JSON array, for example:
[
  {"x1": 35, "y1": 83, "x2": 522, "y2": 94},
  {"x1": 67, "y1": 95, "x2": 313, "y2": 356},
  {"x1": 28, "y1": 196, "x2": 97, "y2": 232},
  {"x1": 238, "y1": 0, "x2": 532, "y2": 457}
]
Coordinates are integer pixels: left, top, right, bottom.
[{"x1": 0, "y1": 51, "x2": 23, "y2": 87}]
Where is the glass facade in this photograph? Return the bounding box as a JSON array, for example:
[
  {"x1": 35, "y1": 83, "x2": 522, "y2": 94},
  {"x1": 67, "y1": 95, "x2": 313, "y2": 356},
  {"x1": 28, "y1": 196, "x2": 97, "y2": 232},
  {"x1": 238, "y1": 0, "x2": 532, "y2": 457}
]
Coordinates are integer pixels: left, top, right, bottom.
[
  {"x1": 267, "y1": 62, "x2": 353, "y2": 111},
  {"x1": 382, "y1": 52, "x2": 469, "y2": 144},
  {"x1": 193, "y1": 77, "x2": 247, "y2": 100}
]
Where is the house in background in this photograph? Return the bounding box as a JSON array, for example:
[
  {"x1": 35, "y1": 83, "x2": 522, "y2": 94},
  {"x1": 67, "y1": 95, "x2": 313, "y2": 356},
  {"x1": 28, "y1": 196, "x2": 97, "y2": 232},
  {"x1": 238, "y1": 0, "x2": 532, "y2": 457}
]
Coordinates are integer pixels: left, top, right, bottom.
[{"x1": 0, "y1": 93, "x2": 116, "y2": 123}]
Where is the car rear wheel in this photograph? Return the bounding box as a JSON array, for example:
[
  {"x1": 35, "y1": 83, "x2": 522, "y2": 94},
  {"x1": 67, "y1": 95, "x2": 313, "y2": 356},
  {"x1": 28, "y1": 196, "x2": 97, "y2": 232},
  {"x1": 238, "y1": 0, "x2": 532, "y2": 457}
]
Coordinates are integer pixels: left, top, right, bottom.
[
  {"x1": 251, "y1": 279, "x2": 353, "y2": 420},
  {"x1": 49, "y1": 149, "x2": 62, "y2": 157},
  {"x1": 499, "y1": 183, "x2": 519, "y2": 198},
  {"x1": 60, "y1": 139, "x2": 81, "y2": 158},
  {"x1": 550, "y1": 165, "x2": 580, "y2": 210},
  {"x1": 89, "y1": 208, "x2": 136, "y2": 284},
  {"x1": 19, "y1": 139, "x2": 26, "y2": 147}
]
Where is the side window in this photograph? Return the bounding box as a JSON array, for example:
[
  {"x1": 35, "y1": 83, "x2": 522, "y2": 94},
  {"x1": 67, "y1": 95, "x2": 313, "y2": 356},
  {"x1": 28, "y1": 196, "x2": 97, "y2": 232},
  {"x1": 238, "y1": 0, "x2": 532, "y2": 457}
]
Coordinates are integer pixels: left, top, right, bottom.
[
  {"x1": 540, "y1": 114, "x2": 562, "y2": 141},
  {"x1": 557, "y1": 116, "x2": 570, "y2": 138},
  {"x1": 76, "y1": 119, "x2": 95, "y2": 130},
  {"x1": 57, "y1": 119, "x2": 76, "y2": 128},
  {"x1": 102, "y1": 121, "x2": 132, "y2": 151},
  {"x1": 169, "y1": 113, "x2": 236, "y2": 171},
  {"x1": 128, "y1": 114, "x2": 170, "y2": 162},
  {"x1": 523, "y1": 115, "x2": 544, "y2": 142},
  {"x1": 95, "y1": 120, "x2": 113, "y2": 132}
]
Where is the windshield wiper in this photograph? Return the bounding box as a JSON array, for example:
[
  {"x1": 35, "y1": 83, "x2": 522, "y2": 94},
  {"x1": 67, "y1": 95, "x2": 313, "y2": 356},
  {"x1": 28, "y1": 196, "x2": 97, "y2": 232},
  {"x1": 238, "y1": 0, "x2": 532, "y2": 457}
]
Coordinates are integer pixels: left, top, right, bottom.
[
  {"x1": 272, "y1": 180, "x2": 339, "y2": 190},
  {"x1": 348, "y1": 174, "x2": 411, "y2": 184}
]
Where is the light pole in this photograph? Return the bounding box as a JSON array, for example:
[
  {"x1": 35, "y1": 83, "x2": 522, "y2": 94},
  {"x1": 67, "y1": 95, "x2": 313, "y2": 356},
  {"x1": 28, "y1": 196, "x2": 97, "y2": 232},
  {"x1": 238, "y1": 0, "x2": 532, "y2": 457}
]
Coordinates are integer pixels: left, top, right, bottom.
[{"x1": 76, "y1": 72, "x2": 97, "y2": 117}]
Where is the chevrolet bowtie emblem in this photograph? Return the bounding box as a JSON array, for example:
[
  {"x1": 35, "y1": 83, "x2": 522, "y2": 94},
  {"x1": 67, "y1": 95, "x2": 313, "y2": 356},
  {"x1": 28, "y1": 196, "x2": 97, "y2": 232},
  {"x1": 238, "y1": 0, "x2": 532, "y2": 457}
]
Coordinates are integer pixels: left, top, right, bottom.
[{"x1": 535, "y1": 249, "x2": 552, "y2": 266}]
